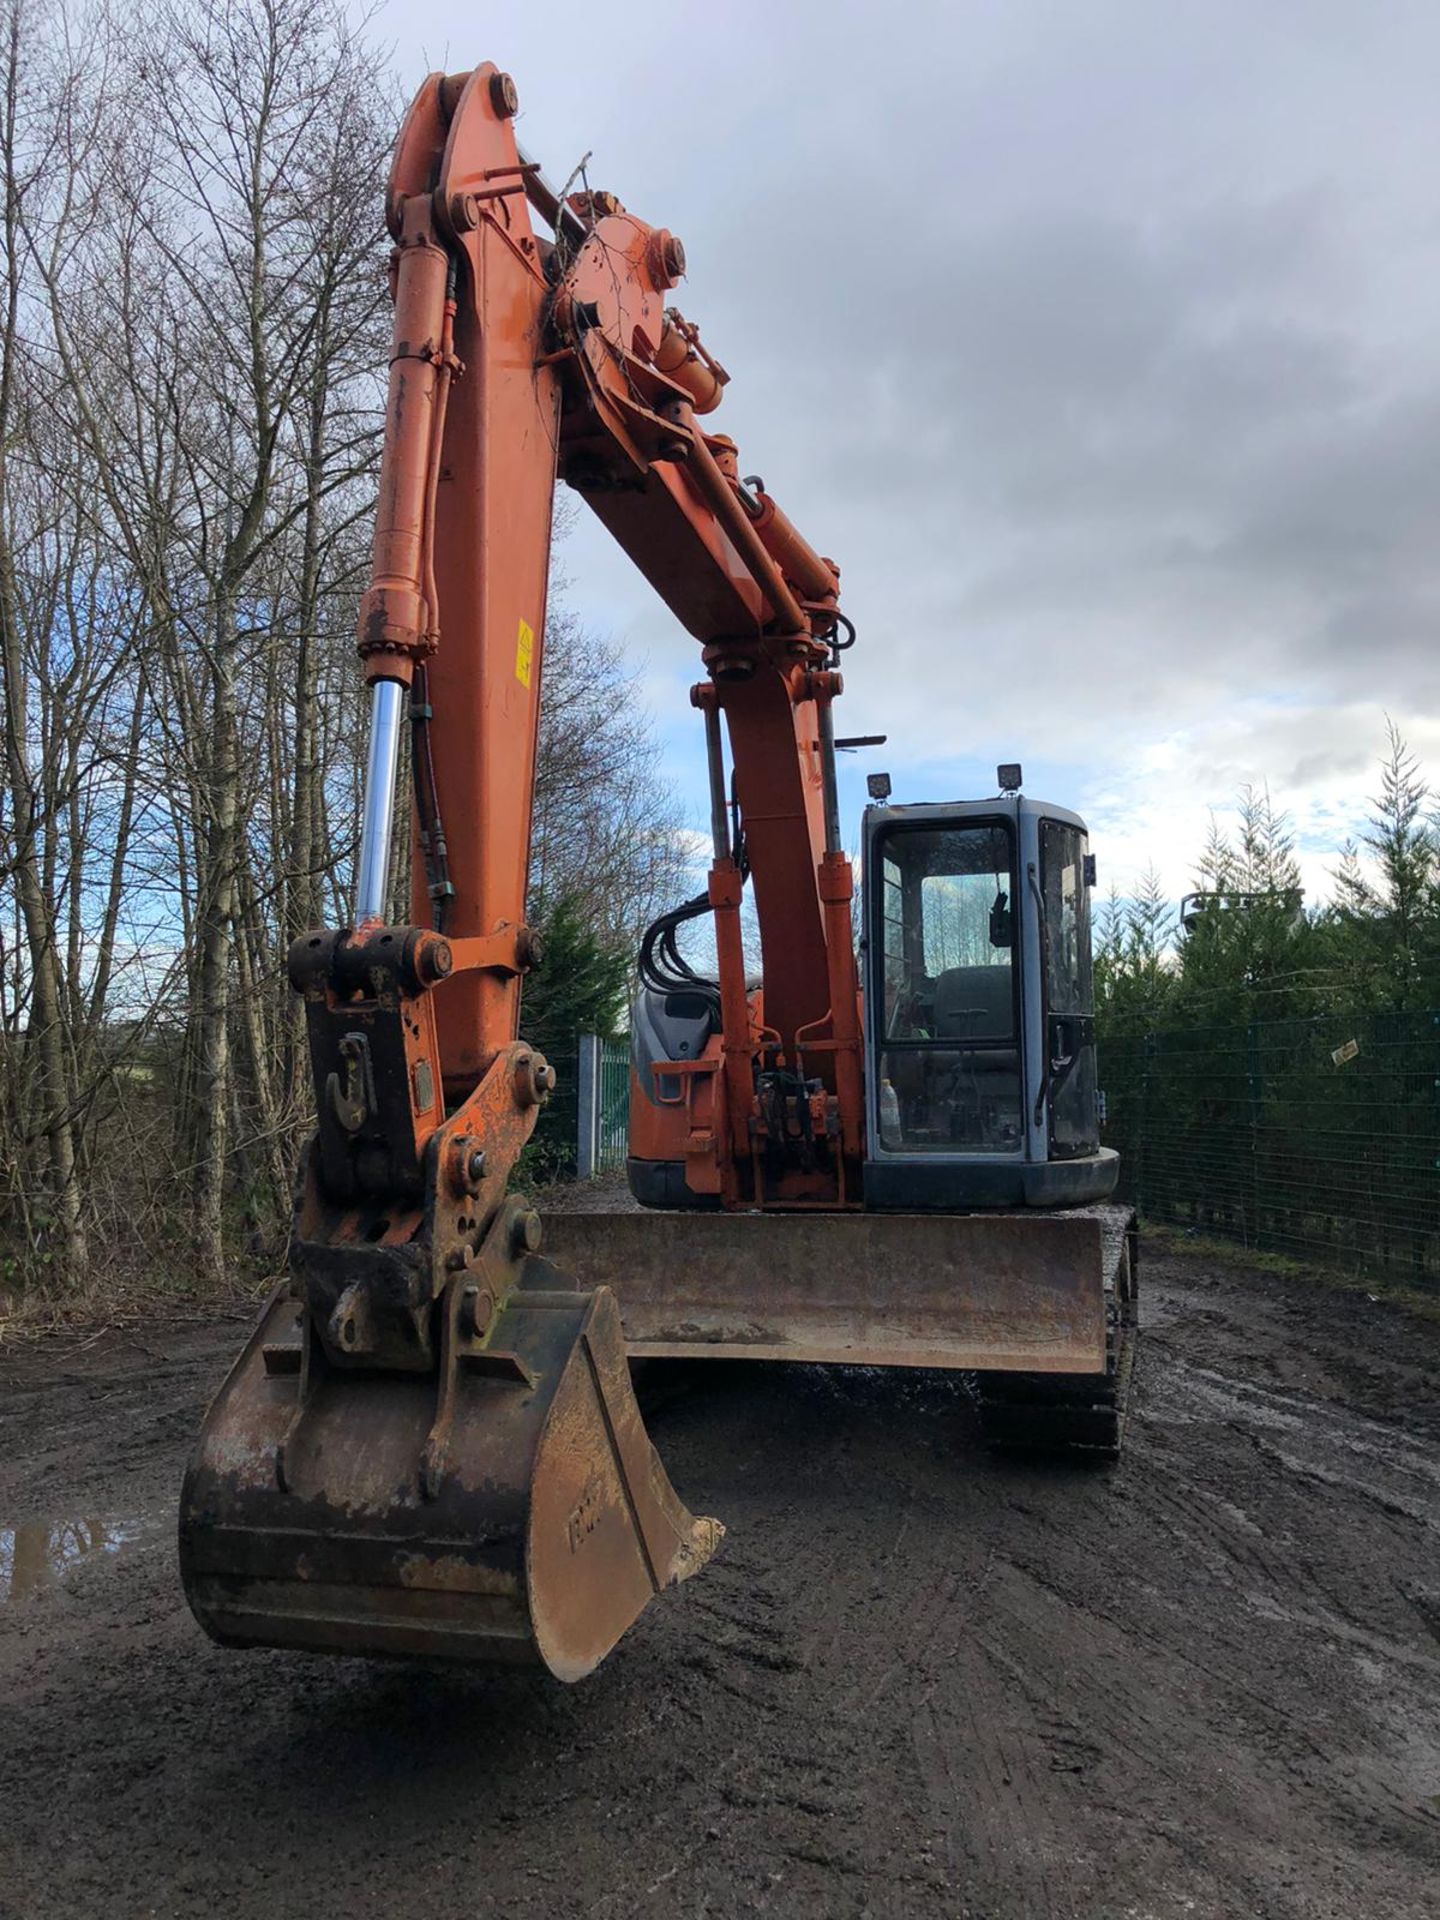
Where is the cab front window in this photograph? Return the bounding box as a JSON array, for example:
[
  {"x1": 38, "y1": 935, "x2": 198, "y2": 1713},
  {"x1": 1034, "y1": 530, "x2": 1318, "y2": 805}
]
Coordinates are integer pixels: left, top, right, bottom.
[{"x1": 873, "y1": 821, "x2": 1022, "y2": 1155}]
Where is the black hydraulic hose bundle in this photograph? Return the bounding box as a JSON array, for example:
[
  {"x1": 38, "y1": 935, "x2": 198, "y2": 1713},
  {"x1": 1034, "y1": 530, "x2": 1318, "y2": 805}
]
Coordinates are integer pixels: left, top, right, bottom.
[
  {"x1": 410, "y1": 663, "x2": 454, "y2": 931},
  {"x1": 636, "y1": 833, "x2": 750, "y2": 1018}
]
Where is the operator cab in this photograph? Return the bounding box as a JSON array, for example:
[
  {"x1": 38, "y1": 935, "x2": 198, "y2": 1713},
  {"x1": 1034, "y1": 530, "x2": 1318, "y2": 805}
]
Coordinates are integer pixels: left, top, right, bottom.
[{"x1": 861, "y1": 769, "x2": 1118, "y2": 1209}]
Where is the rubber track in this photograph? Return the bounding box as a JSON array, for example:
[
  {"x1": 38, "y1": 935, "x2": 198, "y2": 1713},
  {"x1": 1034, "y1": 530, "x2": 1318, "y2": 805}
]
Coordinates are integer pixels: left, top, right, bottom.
[{"x1": 976, "y1": 1209, "x2": 1139, "y2": 1461}]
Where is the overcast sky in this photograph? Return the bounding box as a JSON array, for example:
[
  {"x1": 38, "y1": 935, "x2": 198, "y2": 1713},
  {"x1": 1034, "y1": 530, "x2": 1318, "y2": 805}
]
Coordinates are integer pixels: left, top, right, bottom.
[{"x1": 368, "y1": 0, "x2": 1440, "y2": 903}]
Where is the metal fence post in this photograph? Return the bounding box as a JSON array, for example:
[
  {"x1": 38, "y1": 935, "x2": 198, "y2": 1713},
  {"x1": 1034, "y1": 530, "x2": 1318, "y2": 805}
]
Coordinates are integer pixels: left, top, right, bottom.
[
  {"x1": 576, "y1": 1033, "x2": 600, "y2": 1180},
  {"x1": 1245, "y1": 1018, "x2": 1263, "y2": 1249},
  {"x1": 1137, "y1": 1029, "x2": 1152, "y2": 1219}
]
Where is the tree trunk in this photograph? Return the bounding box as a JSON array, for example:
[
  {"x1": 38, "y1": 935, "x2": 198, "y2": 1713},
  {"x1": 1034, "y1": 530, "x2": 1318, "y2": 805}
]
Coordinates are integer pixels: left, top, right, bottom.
[
  {"x1": 0, "y1": 523, "x2": 88, "y2": 1280},
  {"x1": 189, "y1": 646, "x2": 240, "y2": 1275}
]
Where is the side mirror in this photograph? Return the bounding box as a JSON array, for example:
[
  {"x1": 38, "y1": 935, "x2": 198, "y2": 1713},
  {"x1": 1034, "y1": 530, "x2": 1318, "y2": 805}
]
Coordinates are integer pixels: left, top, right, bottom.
[{"x1": 989, "y1": 890, "x2": 1012, "y2": 948}]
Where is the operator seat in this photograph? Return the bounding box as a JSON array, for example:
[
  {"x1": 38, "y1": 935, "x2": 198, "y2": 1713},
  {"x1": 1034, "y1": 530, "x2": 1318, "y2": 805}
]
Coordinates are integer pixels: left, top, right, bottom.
[{"x1": 933, "y1": 964, "x2": 1013, "y2": 1040}]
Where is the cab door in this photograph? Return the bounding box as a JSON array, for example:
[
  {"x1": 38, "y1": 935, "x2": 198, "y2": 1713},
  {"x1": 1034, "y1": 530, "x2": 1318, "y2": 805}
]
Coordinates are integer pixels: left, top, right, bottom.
[{"x1": 1038, "y1": 818, "x2": 1099, "y2": 1158}]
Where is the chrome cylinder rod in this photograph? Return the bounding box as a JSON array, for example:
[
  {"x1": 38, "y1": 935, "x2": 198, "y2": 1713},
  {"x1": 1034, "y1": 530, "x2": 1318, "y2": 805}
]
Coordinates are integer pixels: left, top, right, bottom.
[
  {"x1": 704, "y1": 704, "x2": 730, "y2": 861},
  {"x1": 817, "y1": 697, "x2": 842, "y2": 855},
  {"x1": 354, "y1": 678, "x2": 406, "y2": 923}
]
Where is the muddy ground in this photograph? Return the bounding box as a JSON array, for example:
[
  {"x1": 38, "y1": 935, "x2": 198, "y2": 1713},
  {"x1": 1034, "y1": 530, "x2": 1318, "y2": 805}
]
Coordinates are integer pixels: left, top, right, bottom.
[{"x1": 2, "y1": 1238, "x2": 1438, "y2": 1919}]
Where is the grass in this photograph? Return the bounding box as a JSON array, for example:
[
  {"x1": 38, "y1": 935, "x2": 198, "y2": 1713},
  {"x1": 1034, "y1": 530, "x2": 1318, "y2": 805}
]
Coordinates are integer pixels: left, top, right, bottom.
[
  {"x1": 1141, "y1": 1219, "x2": 1440, "y2": 1323},
  {"x1": 0, "y1": 1165, "x2": 610, "y2": 1343},
  {"x1": 0, "y1": 1243, "x2": 276, "y2": 1345}
]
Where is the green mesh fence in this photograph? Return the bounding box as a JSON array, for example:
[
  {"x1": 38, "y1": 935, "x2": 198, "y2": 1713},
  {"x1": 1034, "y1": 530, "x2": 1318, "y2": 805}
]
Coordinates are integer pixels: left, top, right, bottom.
[
  {"x1": 1100, "y1": 1010, "x2": 1440, "y2": 1285},
  {"x1": 527, "y1": 1037, "x2": 631, "y2": 1180}
]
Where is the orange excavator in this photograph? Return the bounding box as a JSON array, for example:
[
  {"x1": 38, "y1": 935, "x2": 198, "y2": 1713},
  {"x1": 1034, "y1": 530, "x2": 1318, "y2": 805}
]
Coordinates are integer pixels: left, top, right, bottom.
[{"x1": 180, "y1": 64, "x2": 1137, "y2": 1682}]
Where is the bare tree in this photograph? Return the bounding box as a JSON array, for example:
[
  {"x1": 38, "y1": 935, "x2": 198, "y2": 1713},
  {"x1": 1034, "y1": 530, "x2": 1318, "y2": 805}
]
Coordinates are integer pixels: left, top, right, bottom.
[
  {"x1": 0, "y1": 0, "x2": 93, "y2": 1280},
  {"x1": 0, "y1": 0, "x2": 393, "y2": 1296},
  {"x1": 0, "y1": 4, "x2": 690, "y2": 1313},
  {"x1": 531, "y1": 605, "x2": 693, "y2": 945}
]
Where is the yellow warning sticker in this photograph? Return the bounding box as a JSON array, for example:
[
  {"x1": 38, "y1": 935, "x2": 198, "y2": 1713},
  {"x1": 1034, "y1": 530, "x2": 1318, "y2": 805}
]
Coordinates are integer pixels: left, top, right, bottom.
[{"x1": 515, "y1": 617, "x2": 534, "y2": 688}]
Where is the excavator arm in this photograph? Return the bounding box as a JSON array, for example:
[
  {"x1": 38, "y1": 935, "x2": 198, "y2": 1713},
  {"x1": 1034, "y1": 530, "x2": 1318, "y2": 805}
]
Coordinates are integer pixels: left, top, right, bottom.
[{"x1": 179, "y1": 62, "x2": 862, "y2": 1679}]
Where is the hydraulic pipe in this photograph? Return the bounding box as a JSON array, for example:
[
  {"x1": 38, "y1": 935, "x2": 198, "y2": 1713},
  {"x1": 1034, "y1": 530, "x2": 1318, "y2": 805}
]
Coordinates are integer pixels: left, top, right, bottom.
[
  {"x1": 819, "y1": 849, "x2": 865, "y2": 1164},
  {"x1": 355, "y1": 679, "x2": 406, "y2": 923},
  {"x1": 517, "y1": 141, "x2": 590, "y2": 247},
  {"x1": 662, "y1": 402, "x2": 809, "y2": 636},
  {"x1": 708, "y1": 857, "x2": 754, "y2": 1175}
]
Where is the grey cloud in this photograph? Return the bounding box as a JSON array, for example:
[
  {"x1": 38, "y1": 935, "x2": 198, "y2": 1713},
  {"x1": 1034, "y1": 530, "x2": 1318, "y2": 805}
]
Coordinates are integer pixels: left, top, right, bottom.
[
  {"x1": 380, "y1": 0, "x2": 1440, "y2": 875},
  {"x1": 1290, "y1": 744, "x2": 1374, "y2": 787}
]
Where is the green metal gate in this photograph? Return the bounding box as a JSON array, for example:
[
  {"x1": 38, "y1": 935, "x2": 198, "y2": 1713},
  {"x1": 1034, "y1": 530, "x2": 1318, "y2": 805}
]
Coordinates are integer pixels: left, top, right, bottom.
[
  {"x1": 575, "y1": 1033, "x2": 633, "y2": 1178},
  {"x1": 595, "y1": 1039, "x2": 630, "y2": 1172}
]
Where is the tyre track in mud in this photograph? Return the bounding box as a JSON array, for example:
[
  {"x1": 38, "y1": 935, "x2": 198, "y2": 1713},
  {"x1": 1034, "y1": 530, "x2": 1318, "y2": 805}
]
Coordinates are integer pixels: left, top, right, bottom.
[{"x1": 2, "y1": 1247, "x2": 1439, "y2": 1919}]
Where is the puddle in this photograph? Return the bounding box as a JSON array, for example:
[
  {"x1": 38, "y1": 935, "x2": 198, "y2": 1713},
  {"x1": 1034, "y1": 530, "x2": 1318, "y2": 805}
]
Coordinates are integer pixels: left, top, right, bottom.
[{"x1": 0, "y1": 1516, "x2": 145, "y2": 1603}]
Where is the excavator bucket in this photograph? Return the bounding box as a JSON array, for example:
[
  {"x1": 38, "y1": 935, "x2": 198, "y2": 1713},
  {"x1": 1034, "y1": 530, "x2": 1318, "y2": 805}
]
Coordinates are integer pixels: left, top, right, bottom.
[{"x1": 179, "y1": 1264, "x2": 721, "y2": 1681}]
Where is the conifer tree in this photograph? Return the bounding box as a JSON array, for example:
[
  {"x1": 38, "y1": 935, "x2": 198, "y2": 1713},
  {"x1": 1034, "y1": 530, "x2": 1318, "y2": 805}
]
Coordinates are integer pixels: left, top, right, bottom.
[{"x1": 1332, "y1": 721, "x2": 1437, "y2": 1007}]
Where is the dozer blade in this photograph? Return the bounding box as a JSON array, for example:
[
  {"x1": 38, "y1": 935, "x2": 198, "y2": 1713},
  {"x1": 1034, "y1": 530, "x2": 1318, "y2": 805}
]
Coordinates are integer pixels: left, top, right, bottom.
[
  {"x1": 179, "y1": 1269, "x2": 721, "y2": 1682},
  {"x1": 542, "y1": 1207, "x2": 1118, "y2": 1373}
]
